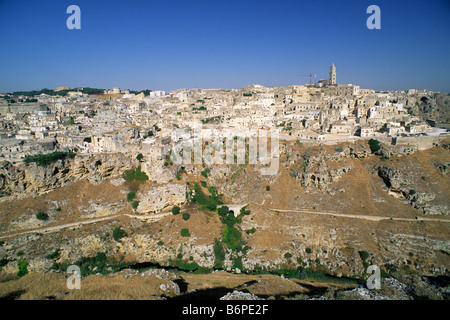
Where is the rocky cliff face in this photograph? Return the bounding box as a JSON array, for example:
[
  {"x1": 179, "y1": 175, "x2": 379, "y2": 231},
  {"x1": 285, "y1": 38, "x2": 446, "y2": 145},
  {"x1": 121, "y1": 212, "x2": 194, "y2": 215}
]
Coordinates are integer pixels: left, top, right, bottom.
[
  {"x1": 377, "y1": 165, "x2": 448, "y2": 216},
  {"x1": 0, "y1": 153, "x2": 133, "y2": 198}
]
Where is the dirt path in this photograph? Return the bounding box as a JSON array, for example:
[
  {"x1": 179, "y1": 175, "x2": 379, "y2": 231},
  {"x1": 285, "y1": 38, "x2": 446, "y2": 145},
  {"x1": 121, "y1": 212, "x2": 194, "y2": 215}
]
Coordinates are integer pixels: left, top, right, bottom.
[
  {"x1": 0, "y1": 212, "x2": 172, "y2": 240},
  {"x1": 268, "y1": 208, "x2": 450, "y2": 223}
]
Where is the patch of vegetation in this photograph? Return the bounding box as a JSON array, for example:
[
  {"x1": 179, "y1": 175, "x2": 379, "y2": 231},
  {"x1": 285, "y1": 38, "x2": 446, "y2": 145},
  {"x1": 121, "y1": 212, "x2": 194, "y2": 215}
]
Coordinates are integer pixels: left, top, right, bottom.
[
  {"x1": 246, "y1": 227, "x2": 256, "y2": 235},
  {"x1": 51, "y1": 252, "x2": 135, "y2": 277},
  {"x1": 0, "y1": 258, "x2": 8, "y2": 271},
  {"x1": 136, "y1": 153, "x2": 144, "y2": 162},
  {"x1": 284, "y1": 252, "x2": 292, "y2": 259},
  {"x1": 122, "y1": 166, "x2": 149, "y2": 183},
  {"x1": 17, "y1": 260, "x2": 28, "y2": 278},
  {"x1": 190, "y1": 182, "x2": 223, "y2": 211},
  {"x1": 213, "y1": 238, "x2": 226, "y2": 269},
  {"x1": 172, "y1": 205, "x2": 180, "y2": 215},
  {"x1": 143, "y1": 130, "x2": 154, "y2": 138},
  {"x1": 266, "y1": 185, "x2": 270, "y2": 191},
  {"x1": 334, "y1": 146, "x2": 344, "y2": 152},
  {"x1": 305, "y1": 248, "x2": 312, "y2": 254},
  {"x1": 240, "y1": 206, "x2": 251, "y2": 215},
  {"x1": 201, "y1": 168, "x2": 210, "y2": 178},
  {"x1": 180, "y1": 228, "x2": 191, "y2": 237},
  {"x1": 182, "y1": 213, "x2": 190, "y2": 221},
  {"x1": 368, "y1": 139, "x2": 381, "y2": 154},
  {"x1": 45, "y1": 249, "x2": 60, "y2": 260},
  {"x1": 222, "y1": 225, "x2": 242, "y2": 250},
  {"x1": 24, "y1": 151, "x2": 75, "y2": 166},
  {"x1": 126, "y1": 192, "x2": 136, "y2": 202},
  {"x1": 359, "y1": 251, "x2": 370, "y2": 261},
  {"x1": 131, "y1": 200, "x2": 139, "y2": 210},
  {"x1": 112, "y1": 227, "x2": 128, "y2": 242},
  {"x1": 36, "y1": 211, "x2": 48, "y2": 221}
]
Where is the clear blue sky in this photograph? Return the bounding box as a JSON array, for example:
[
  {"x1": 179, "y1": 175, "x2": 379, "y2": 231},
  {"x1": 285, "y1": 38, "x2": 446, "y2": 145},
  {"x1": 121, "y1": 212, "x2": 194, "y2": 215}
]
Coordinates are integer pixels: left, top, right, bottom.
[{"x1": 0, "y1": 0, "x2": 449, "y2": 93}]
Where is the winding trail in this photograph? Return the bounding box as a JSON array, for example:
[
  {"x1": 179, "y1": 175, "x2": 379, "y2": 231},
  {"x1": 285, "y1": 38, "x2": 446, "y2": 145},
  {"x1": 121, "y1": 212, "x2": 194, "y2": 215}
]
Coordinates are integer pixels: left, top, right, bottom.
[
  {"x1": 0, "y1": 212, "x2": 172, "y2": 240},
  {"x1": 2, "y1": 207, "x2": 448, "y2": 241},
  {"x1": 267, "y1": 208, "x2": 450, "y2": 223}
]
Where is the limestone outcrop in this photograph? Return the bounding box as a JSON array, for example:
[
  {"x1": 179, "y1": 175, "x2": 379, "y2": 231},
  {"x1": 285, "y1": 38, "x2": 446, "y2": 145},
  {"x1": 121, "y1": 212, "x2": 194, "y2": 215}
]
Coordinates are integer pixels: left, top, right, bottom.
[{"x1": 0, "y1": 153, "x2": 133, "y2": 197}]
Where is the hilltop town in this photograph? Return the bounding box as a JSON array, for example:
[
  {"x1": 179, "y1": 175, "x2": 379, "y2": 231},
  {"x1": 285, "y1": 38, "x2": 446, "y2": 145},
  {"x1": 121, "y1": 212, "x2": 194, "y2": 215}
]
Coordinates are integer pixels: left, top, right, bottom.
[
  {"x1": 0, "y1": 64, "x2": 449, "y2": 300},
  {"x1": 0, "y1": 64, "x2": 448, "y2": 177}
]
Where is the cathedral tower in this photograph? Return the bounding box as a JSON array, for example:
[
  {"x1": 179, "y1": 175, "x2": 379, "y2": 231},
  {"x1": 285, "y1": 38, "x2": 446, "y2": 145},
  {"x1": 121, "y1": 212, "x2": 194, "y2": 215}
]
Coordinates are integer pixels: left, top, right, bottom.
[{"x1": 329, "y1": 62, "x2": 336, "y2": 85}]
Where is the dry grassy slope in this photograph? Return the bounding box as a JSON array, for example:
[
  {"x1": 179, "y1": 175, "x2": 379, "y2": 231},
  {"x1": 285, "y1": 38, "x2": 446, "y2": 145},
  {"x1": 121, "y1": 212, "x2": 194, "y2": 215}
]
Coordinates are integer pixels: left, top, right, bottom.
[
  {"x1": 221, "y1": 140, "x2": 449, "y2": 275},
  {"x1": 0, "y1": 140, "x2": 448, "y2": 296},
  {"x1": 0, "y1": 179, "x2": 131, "y2": 234},
  {"x1": 0, "y1": 272, "x2": 175, "y2": 300}
]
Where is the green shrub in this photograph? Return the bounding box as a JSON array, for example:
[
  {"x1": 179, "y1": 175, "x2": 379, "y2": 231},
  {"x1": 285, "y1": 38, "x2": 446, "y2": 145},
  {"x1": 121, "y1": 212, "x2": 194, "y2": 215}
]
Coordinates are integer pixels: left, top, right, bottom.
[
  {"x1": 284, "y1": 252, "x2": 292, "y2": 259},
  {"x1": 222, "y1": 225, "x2": 242, "y2": 250},
  {"x1": 266, "y1": 185, "x2": 270, "y2": 191},
  {"x1": 131, "y1": 200, "x2": 139, "y2": 210},
  {"x1": 190, "y1": 182, "x2": 222, "y2": 211},
  {"x1": 368, "y1": 139, "x2": 381, "y2": 154},
  {"x1": 217, "y1": 206, "x2": 230, "y2": 218},
  {"x1": 36, "y1": 211, "x2": 48, "y2": 221},
  {"x1": 24, "y1": 151, "x2": 72, "y2": 166},
  {"x1": 112, "y1": 227, "x2": 128, "y2": 242},
  {"x1": 246, "y1": 227, "x2": 256, "y2": 234},
  {"x1": 200, "y1": 180, "x2": 207, "y2": 187},
  {"x1": 122, "y1": 166, "x2": 149, "y2": 183},
  {"x1": 334, "y1": 146, "x2": 344, "y2": 152},
  {"x1": 172, "y1": 206, "x2": 180, "y2": 215},
  {"x1": 240, "y1": 206, "x2": 251, "y2": 215},
  {"x1": 306, "y1": 248, "x2": 312, "y2": 254},
  {"x1": 46, "y1": 249, "x2": 60, "y2": 260},
  {"x1": 17, "y1": 260, "x2": 28, "y2": 278},
  {"x1": 126, "y1": 192, "x2": 136, "y2": 202},
  {"x1": 213, "y1": 238, "x2": 225, "y2": 268},
  {"x1": 201, "y1": 168, "x2": 210, "y2": 178},
  {"x1": 136, "y1": 153, "x2": 144, "y2": 161},
  {"x1": 359, "y1": 250, "x2": 370, "y2": 261},
  {"x1": 182, "y1": 213, "x2": 190, "y2": 221},
  {"x1": 180, "y1": 228, "x2": 191, "y2": 237}
]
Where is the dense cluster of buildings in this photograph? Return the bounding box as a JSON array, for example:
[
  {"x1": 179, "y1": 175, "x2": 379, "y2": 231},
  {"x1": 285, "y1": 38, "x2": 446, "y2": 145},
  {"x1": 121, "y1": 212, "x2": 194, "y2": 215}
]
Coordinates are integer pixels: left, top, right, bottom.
[{"x1": 0, "y1": 64, "x2": 443, "y2": 168}]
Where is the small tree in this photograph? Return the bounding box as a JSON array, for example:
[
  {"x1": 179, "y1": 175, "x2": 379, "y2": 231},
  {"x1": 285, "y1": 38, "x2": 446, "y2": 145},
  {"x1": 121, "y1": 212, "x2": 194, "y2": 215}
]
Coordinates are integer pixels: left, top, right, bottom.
[
  {"x1": 180, "y1": 228, "x2": 191, "y2": 237},
  {"x1": 126, "y1": 192, "x2": 136, "y2": 202},
  {"x1": 17, "y1": 260, "x2": 28, "y2": 278},
  {"x1": 217, "y1": 206, "x2": 229, "y2": 218},
  {"x1": 36, "y1": 211, "x2": 48, "y2": 221},
  {"x1": 136, "y1": 153, "x2": 144, "y2": 162},
  {"x1": 131, "y1": 200, "x2": 139, "y2": 210},
  {"x1": 182, "y1": 213, "x2": 190, "y2": 221},
  {"x1": 368, "y1": 139, "x2": 381, "y2": 154},
  {"x1": 112, "y1": 227, "x2": 128, "y2": 242},
  {"x1": 266, "y1": 185, "x2": 270, "y2": 191},
  {"x1": 172, "y1": 205, "x2": 180, "y2": 215}
]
